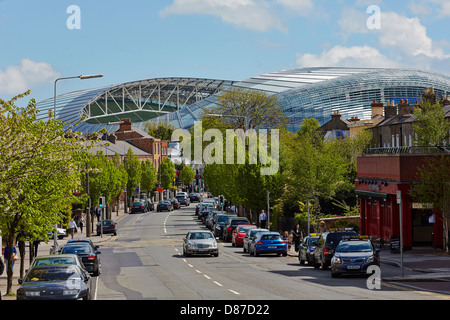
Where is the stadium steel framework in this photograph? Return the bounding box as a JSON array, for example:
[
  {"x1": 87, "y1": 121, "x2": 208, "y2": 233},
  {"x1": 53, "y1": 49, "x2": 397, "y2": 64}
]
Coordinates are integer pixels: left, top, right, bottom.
[{"x1": 36, "y1": 67, "x2": 450, "y2": 134}]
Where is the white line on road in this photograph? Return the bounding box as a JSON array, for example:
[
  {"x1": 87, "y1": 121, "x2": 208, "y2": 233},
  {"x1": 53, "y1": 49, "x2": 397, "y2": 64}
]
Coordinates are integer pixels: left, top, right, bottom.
[
  {"x1": 203, "y1": 275, "x2": 211, "y2": 280},
  {"x1": 195, "y1": 269, "x2": 202, "y2": 274},
  {"x1": 228, "y1": 289, "x2": 240, "y2": 295},
  {"x1": 213, "y1": 281, "x2": 223, "y2": 287}
]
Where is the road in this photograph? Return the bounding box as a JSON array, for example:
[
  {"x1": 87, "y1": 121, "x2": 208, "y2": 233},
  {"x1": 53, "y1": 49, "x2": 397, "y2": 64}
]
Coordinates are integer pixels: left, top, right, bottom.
[{"x1": 94, "y1": 205, "x2": 449, "y2": 300}]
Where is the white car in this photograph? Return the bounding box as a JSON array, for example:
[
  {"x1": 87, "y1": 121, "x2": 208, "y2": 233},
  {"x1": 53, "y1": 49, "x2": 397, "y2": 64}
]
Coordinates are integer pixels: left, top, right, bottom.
[
  {"x1": 48, "y1": 227, "x2": 67, "y2": 239},
  {"x1": 183, "y1": 230, "x2": 219, "y2": 257}
]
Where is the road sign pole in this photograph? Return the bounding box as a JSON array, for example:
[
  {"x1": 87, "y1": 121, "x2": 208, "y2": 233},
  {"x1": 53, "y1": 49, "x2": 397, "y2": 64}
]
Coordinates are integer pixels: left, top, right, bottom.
[{"x1": 397, "y1": 190, "x2": 404, "y2": 277}]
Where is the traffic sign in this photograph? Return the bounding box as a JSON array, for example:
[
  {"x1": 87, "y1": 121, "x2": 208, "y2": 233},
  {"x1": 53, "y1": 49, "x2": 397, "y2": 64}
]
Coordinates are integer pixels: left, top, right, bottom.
[{"x1": 396, "y1": 190, "x2": 401, "y2": 204}]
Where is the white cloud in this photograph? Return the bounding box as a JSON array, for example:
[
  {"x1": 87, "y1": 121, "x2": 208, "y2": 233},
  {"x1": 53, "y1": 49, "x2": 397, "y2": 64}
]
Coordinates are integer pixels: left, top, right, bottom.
[
  {"x1": 377, "y1": 12, "x2": 450, "y2": 59},
  {"x1": 0, "y1": 59, "x2": 60, "y2": 95},
  {"x1": 160, "y1": 0, "x2": 287, "y2": 32},
  {"x1": 274, "y1": 0, "x2": 313, "y2": 15},
  {"x1": 296, "y1": 45, "x2": 398, "y2": 68}
]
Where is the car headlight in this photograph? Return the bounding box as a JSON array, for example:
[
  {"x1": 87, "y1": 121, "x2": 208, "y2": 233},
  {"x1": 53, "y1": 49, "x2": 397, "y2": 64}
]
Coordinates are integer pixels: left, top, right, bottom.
[
  {"x1": 210, "y1": 242, "x2": 218, "y2": 249},
  {"x1": 332, "y1": 256, "x2": 341, "y2": 264},
  {"x1": 25, "y1": 291, "x2": 40, "y2": 297},
  {"x1": 365, "y1": 256, "x2": 374, "y2": 264},
  {"x1": 63, "y1": 289, "x2": 79, "y2": 296},
  {"x1": 187, "y1": 242, "x2": 196, "y2": 248}
]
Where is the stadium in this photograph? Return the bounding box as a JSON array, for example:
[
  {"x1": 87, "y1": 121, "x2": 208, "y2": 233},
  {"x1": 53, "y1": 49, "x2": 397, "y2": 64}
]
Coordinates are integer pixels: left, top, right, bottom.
[{"x1": 36, "y1": 67, "x2": 450, "y2": 134}]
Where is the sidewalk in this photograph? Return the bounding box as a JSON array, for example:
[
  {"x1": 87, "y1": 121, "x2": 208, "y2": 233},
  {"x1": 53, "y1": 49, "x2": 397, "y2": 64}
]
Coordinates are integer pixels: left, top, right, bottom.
[
  {"x1": 287, "y1": 245, "x2": 450, "y2": 295},
  {"x1": 0, "y1": 209, "x2": 128, "y2": 300}
]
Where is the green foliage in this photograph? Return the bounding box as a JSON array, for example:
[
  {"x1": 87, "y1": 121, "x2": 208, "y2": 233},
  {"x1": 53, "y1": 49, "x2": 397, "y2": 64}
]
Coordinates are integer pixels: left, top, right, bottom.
[
  {"x1": 0, "y1": 92, "x2": 89, "y2": 293},
  {"x1": 141, "y1": 159, "x2": 157, "y2": 193},
  {"x1": 125, "y1": 148, "x2": 142, "y2": 196},
  {"x1": 413, "y1": 100, "x2": 450, "y2": 147},
  {"x1": 144, "y1": 121, "x2": 176, "y2": 141},
  {"x1": 179, "y1": 165, "x2": 196, "y2": 186},
  {"x1": 160, "y1": 157, "x2": 176, "y2": 189}
]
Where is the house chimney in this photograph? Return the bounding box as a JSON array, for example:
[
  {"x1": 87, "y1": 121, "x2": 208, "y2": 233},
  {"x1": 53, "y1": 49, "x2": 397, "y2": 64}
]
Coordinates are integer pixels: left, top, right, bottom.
[
  {"x1": 385, "y1": 100, "x2": 397, "y2": 118},
  {"x1": 371, "y1": 99, "x2": 384, "y2": 118},
  {"x1": 423, "y1": 87, "x2": 436, "y2": 104},
  {"x1": 118, "y1": 118, "x2": 132, "y2": 132},
  {"x1": 398, "y1": 98, "x2": 412, "y2": 116}
]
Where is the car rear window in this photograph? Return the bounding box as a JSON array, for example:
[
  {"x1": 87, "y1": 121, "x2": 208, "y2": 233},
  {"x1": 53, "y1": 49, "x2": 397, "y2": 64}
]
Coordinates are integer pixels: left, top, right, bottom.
[
  {"x1": 326, "y1": 232, "x2": 357, "y2": 246},
  {"x1": 261, "y1": 234, "x2": 281, "y2": 241}
]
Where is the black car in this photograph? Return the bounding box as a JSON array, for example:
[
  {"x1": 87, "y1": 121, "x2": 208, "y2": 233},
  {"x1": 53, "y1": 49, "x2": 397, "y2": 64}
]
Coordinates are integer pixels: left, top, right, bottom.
[
  {"x1": 176, "y1": 195, "x2": 190, "y2": 206},
  {"x1": 96, "y1": 219, "x2": 117, "y2": 236},
  {"x1": 157, "y1": 200, "x2": 173, "y2": 212},
  {"x1": 61, "y1": 244, "x2": 101, "y2": 276},
  {"x1": 298, "y1": 234, "x2": 320, "y2": 265},
  {"x1": 66, "y1": 239, "x2": 100, "y2": 253},
  {"x1": 17, "y1": 264, "x2": 92, "y2": 300},
  {"x1": 189, "y1": 193, "x2": 203, "y2": 202},
  {"x1": 143, "y1": 198, "x2": 154, "y2": 211},
  {"x1": 214, "y1": 214, "x2": 235, "y2": 238},
  {"x1": 222, "y1": 217, "x2": 250, "y2": 242},
  {"x1": 313, "y1": 228, "x2": 357, "y2": 270},
  {"x1": 131, "y1": 201, "x2": 147, "y2": 214},
  {"x1": 330, "y1": 236, "x2": 380, "y2": 278}
]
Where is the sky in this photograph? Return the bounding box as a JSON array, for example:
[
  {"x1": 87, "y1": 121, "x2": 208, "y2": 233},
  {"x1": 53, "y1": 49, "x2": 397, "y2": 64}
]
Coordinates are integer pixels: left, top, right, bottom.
[{"x1": 0, "y1": 0, "x2": 449, "y2": 104}]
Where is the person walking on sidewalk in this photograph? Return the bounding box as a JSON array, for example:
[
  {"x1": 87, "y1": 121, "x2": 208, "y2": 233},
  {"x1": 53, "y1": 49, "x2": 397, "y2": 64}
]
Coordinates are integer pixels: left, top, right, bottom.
[
  {"x1": 69, "y1": 218, "x2": 77, "y2": 239},
  {"x1": 293, "y1": 224, "x2": 302, "y2": 252},
  {"x1": 259, "y1": 210, "x2": 267, "y2": 229}
]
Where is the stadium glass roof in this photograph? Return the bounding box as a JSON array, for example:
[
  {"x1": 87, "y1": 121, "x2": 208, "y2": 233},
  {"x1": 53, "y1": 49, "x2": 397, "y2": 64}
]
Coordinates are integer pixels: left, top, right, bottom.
[{"x1": 36, "y1": 67, "x2": 450, "y2": 134}]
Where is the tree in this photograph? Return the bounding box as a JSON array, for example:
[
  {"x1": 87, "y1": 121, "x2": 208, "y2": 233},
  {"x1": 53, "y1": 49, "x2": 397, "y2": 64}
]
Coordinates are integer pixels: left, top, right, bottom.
[
  {"x1": 141, "y1": 159, "x2": 157, "y2": 195},
  {"x1": 0, "y1": 92, "x2": 88, "y2": 294},
  {"x1": 209, "y1": 87, "x2": 286, "y2": 130},
  {"x1": 413, "y1": 100, "x2": 450, "y2": 147},
  {"x1": 160, "y1": 157, "x2": 176, "y2": 190},
  {"x1": 179, "y1": 165, "x2": 196, "y2": 187},
  {"x1": 410, "y1": 155, "x2": 450, "y2": 252},
  {"x1": 124, "y1": 148, "x2": 142, "y2": 203},
  {"x1": 144, "y1": 121, "x2": 175, "y2": 141}
]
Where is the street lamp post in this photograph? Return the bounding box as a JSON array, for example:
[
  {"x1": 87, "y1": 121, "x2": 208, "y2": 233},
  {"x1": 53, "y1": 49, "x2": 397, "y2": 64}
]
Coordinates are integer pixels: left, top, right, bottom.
[{"x1": 52, "y1": 74, "x2": 103, "y2": 252}]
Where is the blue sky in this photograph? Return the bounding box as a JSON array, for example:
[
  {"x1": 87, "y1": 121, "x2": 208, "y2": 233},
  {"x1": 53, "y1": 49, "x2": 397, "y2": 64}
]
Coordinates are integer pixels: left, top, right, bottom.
[{"x1": 1, "y1": 0, "x2": 449, "y2": 104}]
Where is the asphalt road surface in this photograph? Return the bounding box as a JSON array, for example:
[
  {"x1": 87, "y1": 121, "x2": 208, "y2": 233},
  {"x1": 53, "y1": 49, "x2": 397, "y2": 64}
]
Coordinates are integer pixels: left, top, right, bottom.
[{"x1": 94, "y1": 205, "x2": 449, "y2": 301}]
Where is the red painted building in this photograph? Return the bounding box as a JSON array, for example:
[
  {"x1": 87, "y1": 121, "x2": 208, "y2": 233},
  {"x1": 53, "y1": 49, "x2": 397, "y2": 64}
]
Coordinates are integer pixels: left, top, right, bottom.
[{"x1": 356, "y1": 151, "x2": 446, "y2": 249}]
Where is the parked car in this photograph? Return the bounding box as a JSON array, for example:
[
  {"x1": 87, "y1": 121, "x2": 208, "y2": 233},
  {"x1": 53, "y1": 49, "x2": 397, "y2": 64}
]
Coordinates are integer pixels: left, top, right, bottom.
[
  {"x1": 66, "y1": 239, "x2": 100, "y2": 254},
  {"x1": 196, "y1": 203, "x2": 216, "y2": 217},
  {"x1": 330, "y1": 235, "x2": 380, "y2": 278},
  {"x1": 17, "y1": 264, "x2": 92, "y2": 300},
  {"x1": 243, "y1": 228, "x2": 269, "y2": 253},
  {"x1": 170, "y1": 198, "x2": 181, "y2": 210},
  {"x1": 183, "y1": 230, "x2": 218, "y2": 257},
  {"x1": 176, "y1": 194, "x2": 191, "y2": 206},
  {"x1": 157, "y1": 200, "x2": 173, "y2": 212},
  {"x1": 313, "y1": 228, "x2": 357, "y2": 270},
  {"x1": 30, "y1": 254, "x2": 87, "y2": 271},
  {"x1": 213, "y1": 214, "x2": 236, "y2": 238},
  {"x1": 131, "y1": 201, "x2": 147, "y2": 214},
  {"x1": 60, "y1": 244, "x2": 101, "y2": 276},
  {"x1": 96, "y1": 219, "x2": 117, "y2": 236},
  {"x1": 298, "y1": 233, "x2": 321, "y2": 265},
  {"x1": 143, "y1": 198, "x2": 154, "y2": 211},
  {"x1": 222, "y1": 217, "x2": 250, "y2": 242},
  {"x1": 249, "y1": 232, "x2": 287, "y2": 257},
  {"x1": 48, "y1": 227, "x2": 67, "y2": 240},
  {"x1": 189, "y1": 193, "x2": 203, "y2": 202},
  {"x1": 232, "y1": 224, "x2": 257, "y2": 247}
]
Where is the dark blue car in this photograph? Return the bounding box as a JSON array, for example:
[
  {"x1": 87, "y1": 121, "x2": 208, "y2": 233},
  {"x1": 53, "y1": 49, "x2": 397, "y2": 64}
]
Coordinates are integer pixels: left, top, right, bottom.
[{"x1": 299, "y1": 234, "x2": 321, "y2": 265}]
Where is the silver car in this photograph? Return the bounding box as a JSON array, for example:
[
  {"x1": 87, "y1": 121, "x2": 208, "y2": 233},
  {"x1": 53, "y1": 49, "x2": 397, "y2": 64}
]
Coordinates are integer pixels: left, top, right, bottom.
[{"x1": 183, "y1": 230, "x2": 219, "y2": 257}]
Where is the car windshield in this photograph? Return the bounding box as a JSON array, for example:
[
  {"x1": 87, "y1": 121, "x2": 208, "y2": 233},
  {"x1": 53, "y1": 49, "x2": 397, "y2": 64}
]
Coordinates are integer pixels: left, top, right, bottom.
[
  {"x1": 32, "y1": 257, "x2": 77, "y2": 267},
  {"x1": 102, "y1": 220, "x2": 114, "y2": 226},
  {"x1": 61, "y1": 245, "x2": 91, "y2": 255},
  {"x1": 308, "y1": 237, "x2": 319, "y2": 245},
  {"x1": 261, "y1": 234, "x2": 281, "y2": 241},
  {"x1": 336, "y1": 241, "x2": 373, "y2": 253},
  {"x1": 238, "y1": 226, "x2": 254, "y2": 233},
  {"x1": 189, "y1": 232, "x2": 214, "y2": 240},
  {"x1": 25, "y1": 267, "x2": 82, "y2": 282},
  {"x1": 217, "y1": 216, "x2": 230, "y2": 224},
  {"x1": 231, "y1": 220, "x2": 248, "y2": 225}
]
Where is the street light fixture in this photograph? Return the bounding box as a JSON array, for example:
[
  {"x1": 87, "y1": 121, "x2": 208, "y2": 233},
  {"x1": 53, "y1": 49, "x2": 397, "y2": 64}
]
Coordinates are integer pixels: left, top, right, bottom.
[
  {"x1": 53, "y1": 74, "x2": 104, "y2": 117},
  {"x1": 52, "y1": 73, "x2": 103, "y2": 251}
]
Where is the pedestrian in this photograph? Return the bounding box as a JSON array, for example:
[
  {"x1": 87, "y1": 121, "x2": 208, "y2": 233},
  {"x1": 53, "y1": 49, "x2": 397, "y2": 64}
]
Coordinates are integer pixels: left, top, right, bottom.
[
  {"x1": 3, "y1": 243, "x2": 17, "y2": 273},
  {"x1": 0, "y1": 255, "x2": 4, "y2": 300},
  {"x1": 79, "y1": 217, "x2": 84, "y2": 233},
  {"x1": 293, "y1": 224, "x2": 302, "y2": 252},
  {"x1": 318, "y1": 220, "x2": 327, "y2": 233},
  {"x1": 283, "y1": 231, "x2": 291, "y2": 250},
  {"x1": 259, "y1": 210, "x2": 267, "y2": 229},
  {"x1": 69, "y1": 218, "x2": 77, "y2": 239},
  {"x1": 33, "y1": 238, "x2": 40, "y2": 257}
]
